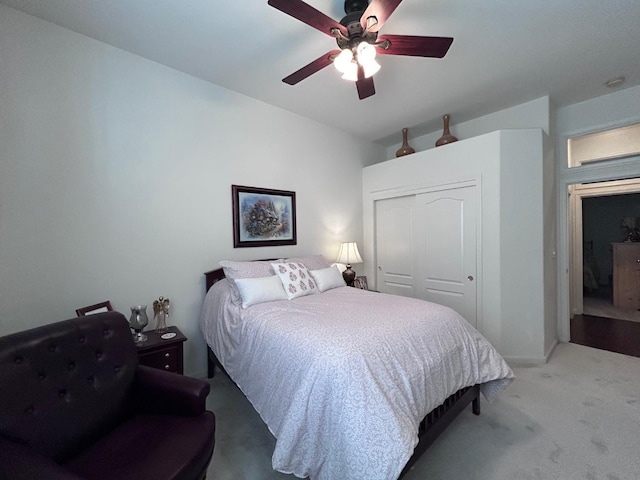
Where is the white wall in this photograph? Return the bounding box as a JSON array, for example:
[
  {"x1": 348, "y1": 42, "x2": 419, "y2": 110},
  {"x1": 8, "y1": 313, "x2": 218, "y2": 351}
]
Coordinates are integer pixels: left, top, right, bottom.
[
  {"x1": 0, "y1": 6, "x2": 385, "y2": 377},
  {"x1": 557, "y1": 85, "x2": 640, "y2": 139},
  {"x1": 385, "y1": 96, "x2": 551, "y2": 160}
]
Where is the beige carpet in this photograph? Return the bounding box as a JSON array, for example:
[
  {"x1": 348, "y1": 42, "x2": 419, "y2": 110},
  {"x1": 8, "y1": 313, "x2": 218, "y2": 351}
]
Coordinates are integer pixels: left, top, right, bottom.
[{"x1": 205, "y1": 343, "x2": 640, "y2": 480}]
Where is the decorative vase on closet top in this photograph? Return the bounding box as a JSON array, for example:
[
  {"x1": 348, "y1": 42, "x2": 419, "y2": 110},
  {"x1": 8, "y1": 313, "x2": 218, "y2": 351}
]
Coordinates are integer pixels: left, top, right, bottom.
[
  {"x1": 435, "y1": 114, "x2": 458, "y2": 147},
  {"x1": 395, "y1": 127, "x2": 416, "y2": 157}
]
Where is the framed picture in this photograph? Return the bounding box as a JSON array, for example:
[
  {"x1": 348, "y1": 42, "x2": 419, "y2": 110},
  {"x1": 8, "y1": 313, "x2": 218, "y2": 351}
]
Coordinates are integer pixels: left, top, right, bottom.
[
  {"x1": 354, "y1": 276, "x2": 368, "y2": 290},
  {"x1": 232, "y1": 185, "x2": 297, "y2": 248},
  {"x1": 76, "y1": 301, "x2": 113, "y2": 317}
]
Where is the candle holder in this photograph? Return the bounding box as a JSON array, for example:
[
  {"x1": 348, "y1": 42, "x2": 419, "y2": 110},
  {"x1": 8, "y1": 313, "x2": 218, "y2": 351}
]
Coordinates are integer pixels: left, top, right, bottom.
[{"x1": 129, "y1": 305, "x2": 149, "y2": 343}]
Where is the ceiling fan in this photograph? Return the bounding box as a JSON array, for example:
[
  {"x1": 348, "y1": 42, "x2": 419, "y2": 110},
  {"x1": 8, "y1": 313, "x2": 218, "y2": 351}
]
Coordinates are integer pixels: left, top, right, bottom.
[{"x1": 267, "y1": 0, "x2": 454, "y2": 100}]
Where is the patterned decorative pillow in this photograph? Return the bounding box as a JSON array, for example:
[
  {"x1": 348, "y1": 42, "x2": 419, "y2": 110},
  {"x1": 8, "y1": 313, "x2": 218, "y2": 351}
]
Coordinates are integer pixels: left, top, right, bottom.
[
  {"x1": 272, "y1": 262, "x2": 318, "y2": 299},
  {"x1": 310, "y1": 265, "x2": 346, "y2": 292},
  {"x1": 283, "y1": 255, "x2": 330, "y2": 271}
]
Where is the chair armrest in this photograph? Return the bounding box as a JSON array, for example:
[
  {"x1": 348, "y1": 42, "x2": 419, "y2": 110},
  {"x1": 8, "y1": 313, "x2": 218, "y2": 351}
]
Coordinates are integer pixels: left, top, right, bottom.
[
  {"x1": 0, "y1": 437, "x2": 86, "y2": 480},
  {"x1": 134, "y1": 365, "x2": 211, "y2": 416}
]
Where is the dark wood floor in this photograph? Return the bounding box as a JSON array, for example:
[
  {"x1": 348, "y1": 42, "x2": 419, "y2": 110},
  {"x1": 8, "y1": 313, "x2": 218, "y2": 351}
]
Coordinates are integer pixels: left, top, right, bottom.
[{"x1": 571, "y1": 314, "x2": 640, "y2": 358}]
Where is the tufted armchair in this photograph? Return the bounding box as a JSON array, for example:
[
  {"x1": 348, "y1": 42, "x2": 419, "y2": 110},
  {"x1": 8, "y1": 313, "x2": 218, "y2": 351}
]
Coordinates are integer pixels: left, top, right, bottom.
[{"x1": 0, "y1": 312, "x2": 215, "y2": 480}]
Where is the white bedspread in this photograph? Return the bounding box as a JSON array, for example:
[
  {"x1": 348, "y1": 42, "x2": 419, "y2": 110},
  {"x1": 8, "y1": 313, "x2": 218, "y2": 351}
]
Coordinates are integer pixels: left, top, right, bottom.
[{"x1": 200, "y1": 280, "x2": 513, "y2": 480}]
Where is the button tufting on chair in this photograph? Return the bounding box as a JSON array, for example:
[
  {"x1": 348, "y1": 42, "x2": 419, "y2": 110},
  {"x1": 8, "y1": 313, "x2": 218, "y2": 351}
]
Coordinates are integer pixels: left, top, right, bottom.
[{"x1": 0, "y1": 312, "x2": 215, "y2": 480}]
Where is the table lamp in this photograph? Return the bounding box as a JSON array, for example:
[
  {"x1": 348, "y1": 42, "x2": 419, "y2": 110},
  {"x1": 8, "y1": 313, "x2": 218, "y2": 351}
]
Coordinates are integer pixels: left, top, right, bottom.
[{"x1": 335, "y1": 242, "x2": 363, "y2": 287}]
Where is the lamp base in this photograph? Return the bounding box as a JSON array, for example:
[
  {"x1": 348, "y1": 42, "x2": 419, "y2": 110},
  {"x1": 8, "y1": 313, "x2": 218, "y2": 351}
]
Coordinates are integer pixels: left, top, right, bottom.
[{"x1": 342, "y1": 264, "x2": 356, "y2": 287}]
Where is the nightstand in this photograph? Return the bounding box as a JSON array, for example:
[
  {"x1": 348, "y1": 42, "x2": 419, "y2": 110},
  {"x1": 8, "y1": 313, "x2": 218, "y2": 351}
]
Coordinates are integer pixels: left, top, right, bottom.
[{"x1": 136, "y1": 326, "x2": 187, "y2": 374}]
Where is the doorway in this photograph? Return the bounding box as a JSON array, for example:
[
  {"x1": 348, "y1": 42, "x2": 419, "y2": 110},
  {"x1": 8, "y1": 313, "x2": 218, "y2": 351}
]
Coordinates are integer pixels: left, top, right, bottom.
[{"x1": 568, "y1": 179, "x2": 640, "y2": 357}]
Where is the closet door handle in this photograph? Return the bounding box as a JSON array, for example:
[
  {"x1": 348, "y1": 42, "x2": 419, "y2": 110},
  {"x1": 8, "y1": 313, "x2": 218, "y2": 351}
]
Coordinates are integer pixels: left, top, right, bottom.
[{"x1": 467, "y1": 275, "x2": 474, "y2": 281}]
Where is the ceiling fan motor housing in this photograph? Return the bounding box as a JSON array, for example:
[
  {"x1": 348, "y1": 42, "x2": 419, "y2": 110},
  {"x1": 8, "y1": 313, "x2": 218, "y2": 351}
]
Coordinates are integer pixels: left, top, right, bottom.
[
  {"x1": 337, "y1": 0, "x2": 378, "y2": 50},
  {"x1": 344, "y1": 0, "x2": 368, "y2": 14}
]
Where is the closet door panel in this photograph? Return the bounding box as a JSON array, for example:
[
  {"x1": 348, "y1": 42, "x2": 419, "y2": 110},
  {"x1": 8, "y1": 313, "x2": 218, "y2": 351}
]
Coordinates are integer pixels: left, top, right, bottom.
[
  {"x1": 415, "y1": 186, "x2": 477, "y2": 327},
  {"x1": 375, "y1": 195, "x2": 415, "y2": 297}
]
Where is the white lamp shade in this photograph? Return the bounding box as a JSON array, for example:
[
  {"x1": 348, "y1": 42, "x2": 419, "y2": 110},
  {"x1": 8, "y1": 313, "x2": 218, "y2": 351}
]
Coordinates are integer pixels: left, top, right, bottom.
[
  {"x1": 341, "y1": 62, "x2": 359, "y2": 81},
  {"x1": 356, "y1": 42, "x2": 376, "y2": 61},
  {"x1": 333, "y1": 49, "x2": 353, "y2": 73},
  {"x1": 361, "y1": 58, "x2": 381, "y2": 78},
  {"x1": 335, "y1": 242, "x2": 363, "y2": 265}
]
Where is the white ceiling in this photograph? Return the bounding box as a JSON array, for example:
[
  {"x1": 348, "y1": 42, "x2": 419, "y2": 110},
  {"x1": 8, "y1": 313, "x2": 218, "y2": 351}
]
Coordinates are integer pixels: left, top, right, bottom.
[{"x1": 3, "y1": 0, "x2": 640, "y2": 146}]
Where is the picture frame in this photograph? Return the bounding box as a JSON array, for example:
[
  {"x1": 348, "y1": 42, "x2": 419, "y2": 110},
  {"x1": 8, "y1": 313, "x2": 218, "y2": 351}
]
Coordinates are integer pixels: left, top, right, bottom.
[
  {"x1": 353, "y1": 276, "x2": 368, "y2": 290},
  {"x1": 76, "y1": 301, "x2": 113, "y2": 317},
  {"x1": 232, "y1": 185, "x2": 297, "y2": 248}
]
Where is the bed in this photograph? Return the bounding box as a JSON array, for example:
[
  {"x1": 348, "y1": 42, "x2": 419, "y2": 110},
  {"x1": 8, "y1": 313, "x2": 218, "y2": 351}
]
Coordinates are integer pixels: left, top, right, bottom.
[{"x1": 200, "y1": 257, "x2": 513, "y2": 480}]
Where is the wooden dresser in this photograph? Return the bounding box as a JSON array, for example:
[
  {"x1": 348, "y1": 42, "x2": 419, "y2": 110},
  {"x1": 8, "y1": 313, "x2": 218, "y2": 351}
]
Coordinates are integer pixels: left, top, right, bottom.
[{"x1": 612, "y1": 242, "x2": 640, "y2": 310}]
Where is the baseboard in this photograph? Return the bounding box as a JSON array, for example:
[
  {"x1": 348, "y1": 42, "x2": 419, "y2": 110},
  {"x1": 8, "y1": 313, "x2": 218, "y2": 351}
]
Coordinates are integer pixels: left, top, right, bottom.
[
  {"x1": 503, "y1": 339, "x2": 559, "y2": 366},
  {"x1": 544, "y1": 338, "x2": 559, "y2": 362}
]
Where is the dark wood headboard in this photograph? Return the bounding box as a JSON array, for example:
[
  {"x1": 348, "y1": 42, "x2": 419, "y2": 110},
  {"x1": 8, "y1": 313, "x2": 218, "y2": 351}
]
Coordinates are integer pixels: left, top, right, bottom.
[{"x1": 204, "y1": 268, "x2": 226, "y2": 292}]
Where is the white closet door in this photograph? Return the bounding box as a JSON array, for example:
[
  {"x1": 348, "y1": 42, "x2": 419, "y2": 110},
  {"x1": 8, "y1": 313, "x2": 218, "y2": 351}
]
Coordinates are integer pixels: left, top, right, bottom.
[
  {"x1": 374, "y1": 195, "x2": 416, "y2": 297},
  {"x1": 414, "y1": 186, "x2": 477, "y2": 327}
]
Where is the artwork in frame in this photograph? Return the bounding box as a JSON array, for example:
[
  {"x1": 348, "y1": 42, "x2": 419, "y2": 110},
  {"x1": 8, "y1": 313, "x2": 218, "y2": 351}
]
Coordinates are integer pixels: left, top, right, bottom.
[
  {"x1": 232, "y1": 185, "x2": 297, "y2": 248},
  {"x1": 76, "y1": 301, "x2": 113, "y2": 317},
  {"x1": 353, "y1": 276, "x2": 368, "y2": 290}
]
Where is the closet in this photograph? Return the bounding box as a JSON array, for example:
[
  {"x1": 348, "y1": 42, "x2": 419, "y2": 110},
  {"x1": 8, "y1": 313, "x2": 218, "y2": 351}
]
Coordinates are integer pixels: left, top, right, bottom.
[
  {"x1": 375, "y1": 185, "x2": 478, "y2": 327},
  {"x1": 362, "y1": 129, "x2": 556, "y2": 364}
]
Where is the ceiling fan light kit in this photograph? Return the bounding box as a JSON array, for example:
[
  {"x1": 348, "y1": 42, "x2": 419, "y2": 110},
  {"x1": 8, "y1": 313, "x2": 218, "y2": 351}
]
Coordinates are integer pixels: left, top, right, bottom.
[{"x1": 267, "y1": 0, "x2": 453, "y2": 100}]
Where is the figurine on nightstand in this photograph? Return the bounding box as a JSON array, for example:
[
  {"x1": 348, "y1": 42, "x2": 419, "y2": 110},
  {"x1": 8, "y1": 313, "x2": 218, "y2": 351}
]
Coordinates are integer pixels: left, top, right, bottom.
[{"x1": 153, "y1": 296, "x2": 170, "y2": 333}]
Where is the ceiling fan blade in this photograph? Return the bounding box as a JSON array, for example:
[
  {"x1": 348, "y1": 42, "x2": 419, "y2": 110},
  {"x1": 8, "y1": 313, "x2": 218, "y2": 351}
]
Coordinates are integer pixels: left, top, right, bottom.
[
  {"x1": 268, "y1": 0, "x2": 348, "y2": 37},
  {"x1": 376, "y1": 34, "x2": 453, "y2": 57},
  {"x1": 282, "y1": 50, "x2": 341, "y2": 85},
  {"x1": 360, "y1": 0, "x2": 403, "y2": 32},
  {"x1": 356, "y1": 66, "x2": 376, "y2": 99}
]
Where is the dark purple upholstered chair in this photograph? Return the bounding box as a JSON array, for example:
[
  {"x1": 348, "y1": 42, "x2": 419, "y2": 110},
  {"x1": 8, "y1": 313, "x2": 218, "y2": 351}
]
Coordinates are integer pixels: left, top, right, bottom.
[{"x1": 0, "y1": 312, "x2": 215, "y2": 480}]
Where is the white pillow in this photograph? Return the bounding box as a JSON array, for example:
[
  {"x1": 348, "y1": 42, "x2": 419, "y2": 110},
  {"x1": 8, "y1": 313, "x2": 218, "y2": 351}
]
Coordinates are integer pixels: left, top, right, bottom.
[
  {"x1": 218, "y1": 259, "x2": 283, "y2": 304},
  {"x1": 310, "y1": 265, "x2": 346, "y2": 292},
  {"x1": 272, "y1": 262, "x2": 318, "y2": 299},
  {"x1": 234, "y1": 275, "x2": 287, "y2": 308}
]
